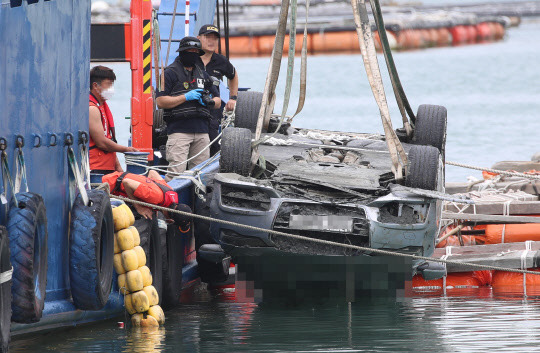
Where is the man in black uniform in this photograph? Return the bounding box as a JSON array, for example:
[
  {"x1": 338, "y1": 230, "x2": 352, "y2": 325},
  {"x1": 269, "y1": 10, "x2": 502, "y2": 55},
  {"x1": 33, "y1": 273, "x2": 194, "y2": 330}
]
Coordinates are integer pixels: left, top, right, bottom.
[
  {"x1": 156, "y1": 37, "x2": 221, "y2": 181},
  {"x1": 198, "y1": 24, "x2": 239, "y2": 156}
]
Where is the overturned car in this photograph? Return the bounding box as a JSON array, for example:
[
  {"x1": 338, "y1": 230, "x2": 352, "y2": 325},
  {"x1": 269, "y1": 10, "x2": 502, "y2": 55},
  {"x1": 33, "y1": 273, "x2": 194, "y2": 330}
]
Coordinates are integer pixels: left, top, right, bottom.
[{"x1": 199, "y1": 95, "x2": 448, "y2": 292}]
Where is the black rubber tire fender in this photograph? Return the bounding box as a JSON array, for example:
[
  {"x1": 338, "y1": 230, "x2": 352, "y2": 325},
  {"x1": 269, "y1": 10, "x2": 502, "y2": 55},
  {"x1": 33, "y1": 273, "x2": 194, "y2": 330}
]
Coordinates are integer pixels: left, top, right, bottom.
[
  {"x1": 413, "y1": 104, "x2": 447, "y2": 158},
  {"x1": 0, "y1": 226, "x2": 12, "y2": 353},
  {"x1": 219, "y1": 127, "x2": 252, "y2": 176},
  {"x1": 161, "y1": 224, "x2": 184, "y2": 309},
  {"x1": 7, "y1": 192, "x2": 48, "y2": 323},
  {"x1": 137, "y1": 213, "x2": 164, "y2": 305},
  {"x1": 235, "y1": 91, "x2": 264, "y2": 133},
  {"x1": 405, "y1": 145, "x2": 442, "y2": 191},
  {"x1": 69, "y1": 189, "x2": 114, "y2": 310}
]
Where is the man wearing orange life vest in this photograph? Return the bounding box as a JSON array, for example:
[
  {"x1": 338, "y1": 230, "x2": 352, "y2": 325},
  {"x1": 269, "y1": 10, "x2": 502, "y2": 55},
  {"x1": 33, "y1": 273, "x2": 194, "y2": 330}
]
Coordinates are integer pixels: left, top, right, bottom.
[
  {"x1": 102, "y1": 170, "x2": 192, "y2": 230},
  {"x1": 89, "y1": 66, "x2": 138, "y2": 174}
]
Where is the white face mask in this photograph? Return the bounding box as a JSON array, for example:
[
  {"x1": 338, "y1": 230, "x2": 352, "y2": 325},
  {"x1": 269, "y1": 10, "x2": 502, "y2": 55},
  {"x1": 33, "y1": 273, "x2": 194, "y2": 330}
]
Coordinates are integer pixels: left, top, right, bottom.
[{"x1": 100, "y1": 85, "x2": 115, "y2": 101}]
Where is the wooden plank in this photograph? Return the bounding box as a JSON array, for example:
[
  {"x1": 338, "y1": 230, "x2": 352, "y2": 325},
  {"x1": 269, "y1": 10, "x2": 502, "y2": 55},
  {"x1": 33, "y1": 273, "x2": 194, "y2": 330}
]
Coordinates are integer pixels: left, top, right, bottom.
[
  {"x1": 444, "y1": 201, "x2": 540, "y2": 216},
  {"x1": 442, "y1": 212, "x2": 540, "y2": 224},
  {"x1": 433, "y1": 241, "x2": 540, "y2": 257}
]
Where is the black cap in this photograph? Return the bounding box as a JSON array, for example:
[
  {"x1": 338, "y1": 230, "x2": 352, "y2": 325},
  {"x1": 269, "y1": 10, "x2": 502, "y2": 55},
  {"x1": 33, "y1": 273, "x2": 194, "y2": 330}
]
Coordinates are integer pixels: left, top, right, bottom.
[
  {"x1": 176, "y1": 36, "x2": 205, "y2": 55},
  {"x1": 198, "y1": 24, "x2": 220, "y2": 38}
]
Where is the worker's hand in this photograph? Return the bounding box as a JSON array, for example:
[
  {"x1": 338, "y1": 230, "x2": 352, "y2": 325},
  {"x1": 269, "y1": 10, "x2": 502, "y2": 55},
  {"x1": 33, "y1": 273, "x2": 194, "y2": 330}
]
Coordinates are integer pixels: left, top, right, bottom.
[
  {"x1": 225, "y1": 99, "x2": 237, "y2": 111},
  {"x1": 125, "y1": 146, "x2": 139, "y2": 153},
  {"x1": 134, "y1": 204, "x2": 153, "y2": 220},
  {"x1": 184, "y1": 89, "x2": 203, "y2": 102},
  {"x1": 198, "y1": 96, "x2": 207, "y2": 107}
]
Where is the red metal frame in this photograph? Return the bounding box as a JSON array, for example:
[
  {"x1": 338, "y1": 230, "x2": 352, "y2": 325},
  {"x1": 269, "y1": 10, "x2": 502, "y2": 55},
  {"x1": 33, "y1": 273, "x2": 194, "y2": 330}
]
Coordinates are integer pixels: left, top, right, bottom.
[{"x1": 126, "y1": 0, "x2": 154, "y2": 160}]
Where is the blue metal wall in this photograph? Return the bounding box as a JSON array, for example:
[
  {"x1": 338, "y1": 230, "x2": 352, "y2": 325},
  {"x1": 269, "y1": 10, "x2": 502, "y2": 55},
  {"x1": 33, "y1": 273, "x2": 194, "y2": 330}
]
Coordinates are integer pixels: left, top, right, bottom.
[{"x1": 0, "y1": 0, "x2": 90, "y2": 300}]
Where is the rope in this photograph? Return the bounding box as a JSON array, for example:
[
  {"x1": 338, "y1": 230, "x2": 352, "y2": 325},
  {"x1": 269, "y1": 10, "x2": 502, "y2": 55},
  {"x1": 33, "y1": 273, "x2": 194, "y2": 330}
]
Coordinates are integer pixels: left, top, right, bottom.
[
  {"x1": 67, "y1": 147, "x2": 89, "y2": 206},
  {"x1": 152, "y1": 9, "x2": 163, "y2": 92},
  {"x1": 165, "y1": 0, "x2": 180, "y2": 66},
  {"x1": 14, "y1": 147, "x2": 29, "y2": 194},
  {"x1": 1, "y1": 151, "x2": 18, "y2": 208},
  {"x1": 104, "y1": 192, "x2": 540, "y2": 276},
  {"x1": 0, "y1": 267, "x2": 13, "y2": 284},
  {"x1": 446, "y1": 161, "x2": 540, "y2": 180}
]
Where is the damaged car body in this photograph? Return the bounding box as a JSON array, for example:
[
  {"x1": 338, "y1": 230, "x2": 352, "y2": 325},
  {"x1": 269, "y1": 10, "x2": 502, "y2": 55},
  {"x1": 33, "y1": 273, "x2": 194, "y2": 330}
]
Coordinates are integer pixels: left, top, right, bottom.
[{"x1": 204, "y1": 123, "x2": 447, "y2": 284}]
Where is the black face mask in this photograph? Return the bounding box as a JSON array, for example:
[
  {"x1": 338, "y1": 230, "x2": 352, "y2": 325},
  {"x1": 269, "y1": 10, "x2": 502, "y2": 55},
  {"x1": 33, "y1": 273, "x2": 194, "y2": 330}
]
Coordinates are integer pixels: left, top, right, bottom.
[{"x1": 179, "y1": 51, "x2": 199, "y2": 67}]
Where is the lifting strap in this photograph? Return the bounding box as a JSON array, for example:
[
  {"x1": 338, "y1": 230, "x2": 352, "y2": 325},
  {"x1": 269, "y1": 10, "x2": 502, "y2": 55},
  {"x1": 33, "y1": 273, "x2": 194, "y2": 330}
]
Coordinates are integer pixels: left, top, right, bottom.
[
  {"x1": 350, "y1": 0, "x2": 407, "y2": 180},
  {"x1": 369, "y1": 0, "x2": 415, "y2": 134}
]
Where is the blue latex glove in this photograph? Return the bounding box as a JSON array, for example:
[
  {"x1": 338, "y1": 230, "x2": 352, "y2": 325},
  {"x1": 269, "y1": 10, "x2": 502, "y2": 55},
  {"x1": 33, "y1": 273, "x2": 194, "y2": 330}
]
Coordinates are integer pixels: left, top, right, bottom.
[{"x1": 184, "y1": 89, "x2": 203, "y2": 101}]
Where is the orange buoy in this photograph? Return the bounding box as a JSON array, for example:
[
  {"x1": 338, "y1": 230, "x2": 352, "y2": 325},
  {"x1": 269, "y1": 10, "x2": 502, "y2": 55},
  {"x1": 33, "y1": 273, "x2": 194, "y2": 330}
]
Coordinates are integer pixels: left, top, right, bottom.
[
  {"x1": 413, "y1": 271, "x2": 492, "y2": 290},
  {"x1": 492, "y1": 269, "x2": 540, "y2": 296},
  {"x1": 483, "y1": 223, "x2": 540, "y2": 244},
  {"x1": 436, "y1": 28, "x2": 451, "y2": 46},
  {"x1": 493, "y1": 22, "x2": 505, "y2": 40},
  {"x1": 450, "y1": 25, "x2": 468, "y2": 45},
  {"x1": 475, "y1": 22, "x2": 492, "y2": 41}
]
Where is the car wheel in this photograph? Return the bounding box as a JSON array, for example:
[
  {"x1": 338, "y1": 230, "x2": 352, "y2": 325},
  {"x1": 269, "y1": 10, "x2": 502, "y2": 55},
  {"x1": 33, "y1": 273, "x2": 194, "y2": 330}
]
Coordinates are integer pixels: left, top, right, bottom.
[
  {"x1": 235, "y1": 91, "x2": 263, "y2": 133},
  {"x1": 220, "y1": 127, "x2": 252, "y2": 176},
  {"x1": 413, "y1": 104, "x2": 447, "y2": 159},
  {"x1": 406, "y1": 145, "x2": 441, "y2": 191}
]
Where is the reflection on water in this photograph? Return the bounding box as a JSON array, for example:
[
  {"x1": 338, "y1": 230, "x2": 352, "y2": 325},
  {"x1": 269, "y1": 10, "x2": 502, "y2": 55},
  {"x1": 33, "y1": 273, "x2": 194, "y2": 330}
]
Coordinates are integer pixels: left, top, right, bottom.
[{"x1": 11, "y1": 286, "x2": 540, "y2": 352}]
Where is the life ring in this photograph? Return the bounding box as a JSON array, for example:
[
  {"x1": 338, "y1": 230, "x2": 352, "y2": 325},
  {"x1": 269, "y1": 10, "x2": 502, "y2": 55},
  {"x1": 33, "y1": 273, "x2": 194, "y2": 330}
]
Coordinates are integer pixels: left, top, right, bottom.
[
  {"x1": 69, "y1": 189, "x2": 114, "y2": 310},
  {"x1": 0, "y1": 226, "x2": 12, "y2": 352},
  {"x1": 7, "y1": 192, "x2": 48, "y2": 323}
]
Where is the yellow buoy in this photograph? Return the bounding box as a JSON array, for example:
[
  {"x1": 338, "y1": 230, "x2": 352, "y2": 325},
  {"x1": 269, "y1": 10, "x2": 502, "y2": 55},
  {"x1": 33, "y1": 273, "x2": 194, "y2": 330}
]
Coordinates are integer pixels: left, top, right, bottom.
[
  {"x1": 129, "y1": 226, "x2": 141, "y2": 246},
  {"x1": 126, "y1": 270, "x2": 144, "y2": 292},
  {"x1": 131, "y1": 291, "x2": 150, "y2": 313},
  {"x1": 140, "y1": 315, "x2": 159, "y2": 328},
  {"x1": 148, "y1": 305, "x2": 165, "y2": 324},
  {"x1": 143, "y1": 285, "x2": 159, "y2": 306},
  {"x1": 114, "y1": 234, "x2": 121, "y2": 254},
  {"x1": 112, "y1": 206, "x2": 130, "y2": 231},
  {"x1": 119, "y1": 203, "x2": 135, "y2": 227},
  {"x1": 116, "y1": 229, "x2": 135, "y2": 251},
  {"x1": 118, "y1": 273, "x2": 129, "y2": 295},
  {"x1": 131, "y1": 312, "x2": 144, "y2": 326},
  {"x1": 124, "y1": 294, "x2": 136, "y2": 315},
  {"x1": 139, "y1": 266, "x2": 153, "y2": 287},
  {"x1": 113, "y1": 254, "x2": 126, "y2": 274},
  {"x1": 121, "y1": 249, "x2": 139, "y2": 272},
  {"x1": 133, "y1": 246, "x2": 146, "y2": 267}
]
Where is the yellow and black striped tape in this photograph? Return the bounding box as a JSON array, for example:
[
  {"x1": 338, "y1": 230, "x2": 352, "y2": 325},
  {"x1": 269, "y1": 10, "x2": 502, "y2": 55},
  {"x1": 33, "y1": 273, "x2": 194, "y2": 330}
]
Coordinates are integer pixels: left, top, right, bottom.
[{"x1": 143, "y1": 19, "x2": 151, "y2": 94}]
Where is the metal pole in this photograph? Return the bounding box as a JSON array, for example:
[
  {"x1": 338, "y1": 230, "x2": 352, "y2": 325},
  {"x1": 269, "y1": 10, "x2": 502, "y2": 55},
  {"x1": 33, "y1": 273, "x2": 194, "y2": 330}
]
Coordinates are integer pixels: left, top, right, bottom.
[{"x1": 185, "y1": 0, "x2": 190, "y2": 36}]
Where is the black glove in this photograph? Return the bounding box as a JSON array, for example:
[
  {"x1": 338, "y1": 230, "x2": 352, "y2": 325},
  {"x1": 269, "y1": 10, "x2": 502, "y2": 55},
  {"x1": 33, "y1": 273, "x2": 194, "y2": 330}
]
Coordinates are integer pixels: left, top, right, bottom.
[{"x1": 170, "y1": 203, "x2": 192, "y2": 229}]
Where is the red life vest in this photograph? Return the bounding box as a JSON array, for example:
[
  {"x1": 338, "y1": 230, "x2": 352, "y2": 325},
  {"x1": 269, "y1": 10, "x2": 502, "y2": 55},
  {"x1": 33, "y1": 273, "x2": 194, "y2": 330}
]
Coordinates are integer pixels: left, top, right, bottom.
[
  {"x1": 104, "y1": 172, "x2": 179, "y2": 207},
  {"x1": 89, "y1": 93, "x2": 116, "y2": 171}
]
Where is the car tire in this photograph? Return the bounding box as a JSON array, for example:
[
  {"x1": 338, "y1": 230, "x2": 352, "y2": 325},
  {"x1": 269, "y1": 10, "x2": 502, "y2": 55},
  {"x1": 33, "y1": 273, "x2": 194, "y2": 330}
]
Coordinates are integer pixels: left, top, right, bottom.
[
  {"x1": 161, "y1": 221, "x2": 184, "y2": 309},
  {"x1": 0, "y1": 226, "x2": 12, "y2": 353},
  {"x1": 69, "y1": 189, "x2": 114, "y2": 311},
  {"x1": 235, "y1": 91, "x2": 263, "y2": 133},
  {"x1": 7, "y1": 192, "x2": 48, "y2": 323},
  {"x1": 406, "y1": 145, "x2": 441, "y2": 191},
  {"x1": 413, "y1": 104, "x2": 447, "y2": 158},
  {"x1": 220, "y1": 127, "x2": 252, "y2": 176}
]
